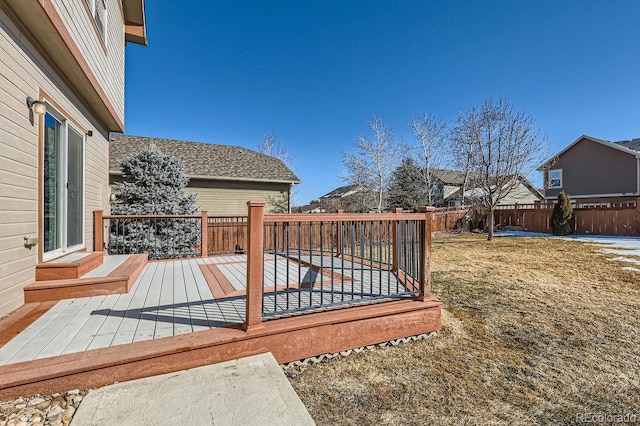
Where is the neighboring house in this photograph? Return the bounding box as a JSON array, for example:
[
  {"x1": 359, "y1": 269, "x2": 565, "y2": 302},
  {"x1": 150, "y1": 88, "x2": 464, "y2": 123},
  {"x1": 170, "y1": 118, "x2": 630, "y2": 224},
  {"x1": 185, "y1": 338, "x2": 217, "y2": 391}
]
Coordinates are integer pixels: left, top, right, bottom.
[
  {"x1": 538, "y1": 135, "x2": 640, "y2": 202},
  {"x1": 319, "y1": 184, "x2": 378, "y2": 213},
  {"x1": 294, "y1": 202, "x2": 325, "y2": 213},
  {"x1": 430, "y1": 169, "x2": 543, "y2": 206},
  {"x1": 109, "y1": 135, "x2": 301, "y2": 215},
  {"x1": 0, "y1": 0, "x2": 147, "y2": 316}
]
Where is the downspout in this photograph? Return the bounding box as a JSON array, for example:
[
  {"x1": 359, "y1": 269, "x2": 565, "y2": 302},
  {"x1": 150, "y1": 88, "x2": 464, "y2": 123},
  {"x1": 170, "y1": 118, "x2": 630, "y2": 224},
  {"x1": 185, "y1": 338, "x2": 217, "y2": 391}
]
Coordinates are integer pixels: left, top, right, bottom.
[{"x1": 288, "y1": 183, "x2": 292, "y2": 213}]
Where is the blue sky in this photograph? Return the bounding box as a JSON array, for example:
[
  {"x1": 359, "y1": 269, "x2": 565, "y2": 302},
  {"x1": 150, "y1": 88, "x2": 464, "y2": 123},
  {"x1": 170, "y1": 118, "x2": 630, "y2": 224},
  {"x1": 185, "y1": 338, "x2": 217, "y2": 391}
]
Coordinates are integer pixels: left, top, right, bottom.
[{"x1": 123, "y1": 1, "x2": 640, "y2": 205}]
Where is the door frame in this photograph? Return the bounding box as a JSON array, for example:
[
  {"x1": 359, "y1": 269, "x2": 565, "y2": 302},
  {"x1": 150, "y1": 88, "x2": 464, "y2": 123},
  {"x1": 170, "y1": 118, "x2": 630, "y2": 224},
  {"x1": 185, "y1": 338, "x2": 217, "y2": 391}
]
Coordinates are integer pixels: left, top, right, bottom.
[{"x1": 37, "y1": 91, "x2": 88, "y2": 263}]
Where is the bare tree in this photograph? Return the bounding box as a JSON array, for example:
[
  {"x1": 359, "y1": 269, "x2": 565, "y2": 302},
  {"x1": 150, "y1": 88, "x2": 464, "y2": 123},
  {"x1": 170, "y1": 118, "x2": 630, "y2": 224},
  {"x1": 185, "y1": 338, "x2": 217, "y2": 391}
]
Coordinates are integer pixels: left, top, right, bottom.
[
  {"x1": 407, "y1": 113, "x2": 448, "y2": 205},
  {"x1": 258, "y1": 131, "x2": 296, "y2": 211},
  {"x1": 258, "y1": 131, "x2": 293, "y2": 168},
  {"x1": 450, "y1": 115, "x2": 476, "y2": 205},
  {"x1": 452, "y1": 97, "x2": 548, "y2": 240},
  {"x1": 341, "y1": 117, "x2": 401, "y2": 213}
]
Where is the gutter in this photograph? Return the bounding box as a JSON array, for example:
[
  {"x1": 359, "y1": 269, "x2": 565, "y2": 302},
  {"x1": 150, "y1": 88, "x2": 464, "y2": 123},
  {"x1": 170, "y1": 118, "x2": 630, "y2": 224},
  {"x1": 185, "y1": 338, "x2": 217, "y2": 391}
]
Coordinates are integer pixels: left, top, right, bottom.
[{"x1": 110, "y1": 170, "x2": 300, "y2": 185}]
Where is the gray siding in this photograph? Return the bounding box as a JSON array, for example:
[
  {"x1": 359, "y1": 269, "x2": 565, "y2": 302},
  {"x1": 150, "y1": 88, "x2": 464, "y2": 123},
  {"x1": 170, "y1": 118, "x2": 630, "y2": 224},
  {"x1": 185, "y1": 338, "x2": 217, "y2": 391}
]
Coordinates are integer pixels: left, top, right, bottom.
[
  {"x1": 545, "y1": 138, "x2": 637, "y2": 199},
  {"x1": 0, "y1": 6, "x2": 110, "y2": 316}
]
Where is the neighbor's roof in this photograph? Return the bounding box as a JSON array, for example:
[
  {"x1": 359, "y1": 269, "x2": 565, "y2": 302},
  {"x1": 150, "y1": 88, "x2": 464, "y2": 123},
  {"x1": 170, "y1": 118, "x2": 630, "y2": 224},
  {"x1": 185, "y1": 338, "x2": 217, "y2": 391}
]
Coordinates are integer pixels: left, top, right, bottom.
[
  {"x1": 109, "y1": 134, "x2": 300, "y2": 184},
  {"x1": 430, "y1": 169, "x2": 466, "y2": 185},
  {"x1": 320, "y1": 184, "x2": 369, "y2": 199},
  {"x1": 537, "y1": 135, "x2": 640, "y2": 170}
]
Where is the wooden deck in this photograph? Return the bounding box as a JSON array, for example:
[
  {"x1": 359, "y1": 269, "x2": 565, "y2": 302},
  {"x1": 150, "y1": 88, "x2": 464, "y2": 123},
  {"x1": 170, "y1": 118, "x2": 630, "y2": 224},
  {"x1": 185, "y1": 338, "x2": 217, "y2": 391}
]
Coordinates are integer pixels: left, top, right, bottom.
[{"x1": 0, "y1": 253, "x2": 411, "y2": 366}]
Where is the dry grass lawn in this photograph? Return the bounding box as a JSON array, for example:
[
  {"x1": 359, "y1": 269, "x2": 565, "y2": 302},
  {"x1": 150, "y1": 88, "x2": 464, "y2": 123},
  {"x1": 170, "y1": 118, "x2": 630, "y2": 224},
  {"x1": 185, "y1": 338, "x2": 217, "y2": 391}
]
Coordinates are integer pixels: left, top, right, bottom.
[{"x1": 289, "y1": 235, "x2": 640, "y2": 425}]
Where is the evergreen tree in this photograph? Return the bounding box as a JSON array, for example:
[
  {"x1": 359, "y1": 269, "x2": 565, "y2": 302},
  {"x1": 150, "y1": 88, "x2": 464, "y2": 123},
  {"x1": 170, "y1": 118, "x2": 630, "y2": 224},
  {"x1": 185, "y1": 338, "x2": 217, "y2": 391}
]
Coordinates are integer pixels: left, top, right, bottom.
[
  {"x1": 110, "y1": 145, "x2": 200, "y2": 258},
  {"x1": 387, "y1": 158, "x2": 428, "y2": 210},
  {"x1": 550, "y1": 191, "x2": 573, "y2": 236}
]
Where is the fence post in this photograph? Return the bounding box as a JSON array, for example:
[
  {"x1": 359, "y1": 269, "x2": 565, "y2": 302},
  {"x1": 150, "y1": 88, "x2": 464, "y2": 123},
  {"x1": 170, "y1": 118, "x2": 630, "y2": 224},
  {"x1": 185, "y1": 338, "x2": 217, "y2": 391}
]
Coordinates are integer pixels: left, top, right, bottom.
[
  {"x1": 391, "y1": 208, "x2": 402, "y2": 272},
  {"x1": 418, "y1": 206, "x2": 436, "y2": 300},
  {"x1": 201, "y1": 211, "x2": 208, "y2": 258},
  {"x1": 93, "y1": 210, "x2": 103, "y2": 252},
  {"x1": 244, "y1": 201, "x2": 265, "y2": 332},
  {"x1": 336, "y1": 209, "x2": 344, "y2": 257}
]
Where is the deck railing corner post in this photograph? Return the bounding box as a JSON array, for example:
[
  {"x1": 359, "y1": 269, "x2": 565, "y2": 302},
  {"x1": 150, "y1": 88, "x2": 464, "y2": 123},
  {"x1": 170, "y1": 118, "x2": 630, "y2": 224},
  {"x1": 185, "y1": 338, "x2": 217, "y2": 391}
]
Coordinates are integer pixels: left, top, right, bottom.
[
  {"x1": 244, "y1": 201, "x2": 266, "y2": 332},
  {"x1": 418, "y1": 206, "x2": 435, "y2": 300},
  {"x1": 93, "y1": 210, "x2": 103, "y2": 252}
]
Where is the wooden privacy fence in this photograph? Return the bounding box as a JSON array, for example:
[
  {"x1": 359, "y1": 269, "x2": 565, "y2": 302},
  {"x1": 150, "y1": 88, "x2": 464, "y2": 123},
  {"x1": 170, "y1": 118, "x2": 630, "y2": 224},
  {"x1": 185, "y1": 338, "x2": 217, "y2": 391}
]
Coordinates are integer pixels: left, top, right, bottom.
[
  {"x1": 493, "y1": 200, "x2": 640, "y2": 236},
  {"x1": 207, "y1": 206, "x2": 469, "y2": 254}
]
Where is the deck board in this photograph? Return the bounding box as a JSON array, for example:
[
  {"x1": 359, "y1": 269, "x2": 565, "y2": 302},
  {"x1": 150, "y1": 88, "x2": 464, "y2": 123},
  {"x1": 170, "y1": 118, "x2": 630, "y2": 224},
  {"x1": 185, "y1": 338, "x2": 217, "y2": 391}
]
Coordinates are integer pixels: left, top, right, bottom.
[
  {"x1": 62, "y1": 294, "x2": 119, "y2": 353},
  {"x1": 0, "y1": 300, "x2": 74, "y2": 364},
  {"x1": 109, "y1": 262, "x2": 156, "y2": 347},
  {"x1": 154, "y1": 262, "x2": 176, "y2": 339},
  {"x1": 8, "y1": 298, "x2": 92, "y2": 364}
]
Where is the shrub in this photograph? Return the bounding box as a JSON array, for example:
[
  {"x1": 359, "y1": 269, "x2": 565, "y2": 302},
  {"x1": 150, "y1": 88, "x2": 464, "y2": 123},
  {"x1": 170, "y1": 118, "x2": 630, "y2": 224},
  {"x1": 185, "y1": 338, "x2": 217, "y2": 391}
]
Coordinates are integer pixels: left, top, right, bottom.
[
  {"x1": 550, "y1": 191, "x2": 573, "y2": 236},
  {"x1": 110, "y1": 145, "x2": 200, "y2": 258}
]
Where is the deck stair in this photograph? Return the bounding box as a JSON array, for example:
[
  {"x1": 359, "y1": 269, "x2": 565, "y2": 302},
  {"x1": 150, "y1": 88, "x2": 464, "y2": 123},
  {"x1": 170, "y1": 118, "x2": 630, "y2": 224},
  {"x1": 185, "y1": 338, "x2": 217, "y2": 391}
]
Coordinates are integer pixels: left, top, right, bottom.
[
  {"x1": 24, "y1": 253, "x2": 147, "y2": 303},
  {"x1": 35, "y1": 252, "x2": 104, "y2": 281}
]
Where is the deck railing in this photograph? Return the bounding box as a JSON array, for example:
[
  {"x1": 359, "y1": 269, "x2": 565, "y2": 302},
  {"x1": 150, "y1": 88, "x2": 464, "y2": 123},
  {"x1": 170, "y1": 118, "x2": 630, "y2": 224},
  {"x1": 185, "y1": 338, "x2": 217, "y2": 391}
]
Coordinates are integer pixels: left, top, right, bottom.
[
  {"x1": 94, "y1": 205, "x2": 435, "y2": 333},
  {"x1": 94, "y1": 211, "x2": 208, "y2": 259},
  {"x1": 242, "y1": 203, "x2": 434, "y2": 326}
]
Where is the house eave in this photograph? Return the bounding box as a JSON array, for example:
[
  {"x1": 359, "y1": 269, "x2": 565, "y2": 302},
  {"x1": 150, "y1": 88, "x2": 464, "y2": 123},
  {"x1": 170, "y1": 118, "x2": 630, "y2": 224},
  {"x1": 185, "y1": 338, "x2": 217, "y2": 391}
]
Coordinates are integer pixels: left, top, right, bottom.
[{"x1": 123, "y1": 0, "x2": 148, "y2": 45}]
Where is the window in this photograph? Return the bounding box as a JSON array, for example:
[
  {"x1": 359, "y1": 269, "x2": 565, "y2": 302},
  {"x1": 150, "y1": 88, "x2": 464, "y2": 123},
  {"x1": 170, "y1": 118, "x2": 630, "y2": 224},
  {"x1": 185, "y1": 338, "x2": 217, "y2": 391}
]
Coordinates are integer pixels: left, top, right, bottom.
[
  {"x1": 86, "y1": 0, "x2": 107, "y2": 40},
  {"x1": 548, "y1": 169, "x2": 562, "y2": 189},
  {"x1": 43, "y1": 110, "x2": 85, "y2": 259}
]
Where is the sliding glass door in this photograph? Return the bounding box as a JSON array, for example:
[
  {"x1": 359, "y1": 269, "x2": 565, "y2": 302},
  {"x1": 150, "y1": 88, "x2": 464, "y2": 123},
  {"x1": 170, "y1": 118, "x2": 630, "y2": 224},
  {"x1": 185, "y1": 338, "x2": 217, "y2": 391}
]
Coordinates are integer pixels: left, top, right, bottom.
[{"x1": 43, "y1": 111, "x2": 84, "y2": 259}]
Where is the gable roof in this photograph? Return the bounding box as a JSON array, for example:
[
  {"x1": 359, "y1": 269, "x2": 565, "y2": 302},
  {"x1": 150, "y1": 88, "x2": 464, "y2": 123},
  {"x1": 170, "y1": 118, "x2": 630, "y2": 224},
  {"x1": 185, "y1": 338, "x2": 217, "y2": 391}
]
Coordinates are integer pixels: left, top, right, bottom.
[
  {"x1": 109, "y1": 134, "x2": 300, "y2": 184},
  {"x1": 319, "y1": 184, "x2": 370, "y2": 199},
  {"x1": 442, "y1": 173, "x2": 543, "y2": 202},
  {"x1": 430, "y1": 169, "x2": 466, "y2": 185},
  {"x1": 537, "y1": 135, "x2": 640, "y2": 170}
]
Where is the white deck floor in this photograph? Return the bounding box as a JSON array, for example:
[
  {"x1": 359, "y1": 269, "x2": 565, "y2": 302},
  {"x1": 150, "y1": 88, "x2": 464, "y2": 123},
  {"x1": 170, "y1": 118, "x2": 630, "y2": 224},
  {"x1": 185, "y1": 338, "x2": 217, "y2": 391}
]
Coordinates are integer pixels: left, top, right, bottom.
[{"x1": 0, "y1": 254, "x2": 410, "y2": 366}]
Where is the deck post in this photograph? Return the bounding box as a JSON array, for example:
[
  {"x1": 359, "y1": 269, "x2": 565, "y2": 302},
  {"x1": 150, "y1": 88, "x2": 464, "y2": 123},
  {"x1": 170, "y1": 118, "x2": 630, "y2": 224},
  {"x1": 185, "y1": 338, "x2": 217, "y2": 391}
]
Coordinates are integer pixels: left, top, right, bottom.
[
  {"x1": 201, "y1": 211, "x2": 208, "y2": 258},
  {"x1": 391, "y1": 208, "x2": 402, "y2": 272},
  {"x1": 336, "y1": 209, "x2": 344, "y2": 257},
  {"x1": 93, "y1": 210, "x2": 103, "y2": 252},
  {"x1": 244, "y1": 201, "x2": 266, "y2": 332},
  {"x1": 418, "y1": 206, "x2": 436, "y2": 300}
]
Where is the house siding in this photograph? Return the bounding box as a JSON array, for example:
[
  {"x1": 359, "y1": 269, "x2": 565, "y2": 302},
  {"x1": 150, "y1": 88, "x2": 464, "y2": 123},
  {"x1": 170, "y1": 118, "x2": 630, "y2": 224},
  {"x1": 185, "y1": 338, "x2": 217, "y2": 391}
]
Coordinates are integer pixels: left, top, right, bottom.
[
  {"x1": 545, "y1": 138, "x2": 637, "y2": 199},
  {"x1": 108, "y1": 178, "x2": 291, "y2": 216},
  {"x1": 498, "y1": 182, "x2": 542, "y2": 205},
  {"x1": 187, "y1": 180, "x2": 290, "y2": 215},
  {"x1": 50, "y1": 0, "x2": 125, "y2": 122},
  {"x1": 0, "y1": 5, "x2": 110, "y2": 317}
]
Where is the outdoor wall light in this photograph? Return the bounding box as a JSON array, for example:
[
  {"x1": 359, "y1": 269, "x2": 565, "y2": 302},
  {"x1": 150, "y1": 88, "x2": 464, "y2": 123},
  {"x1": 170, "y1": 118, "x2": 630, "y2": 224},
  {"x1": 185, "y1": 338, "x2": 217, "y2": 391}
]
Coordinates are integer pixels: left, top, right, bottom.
[{"x1": 26, "y1": 96, "x2": 46, "y2": 115}]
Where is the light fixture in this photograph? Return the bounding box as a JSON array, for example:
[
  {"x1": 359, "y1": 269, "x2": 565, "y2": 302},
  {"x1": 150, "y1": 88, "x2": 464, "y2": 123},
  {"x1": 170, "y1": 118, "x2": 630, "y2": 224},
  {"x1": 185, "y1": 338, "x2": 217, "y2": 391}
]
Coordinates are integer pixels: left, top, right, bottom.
[{"x1": 26, "y1": 96, "x2": 46, "y2": 115}]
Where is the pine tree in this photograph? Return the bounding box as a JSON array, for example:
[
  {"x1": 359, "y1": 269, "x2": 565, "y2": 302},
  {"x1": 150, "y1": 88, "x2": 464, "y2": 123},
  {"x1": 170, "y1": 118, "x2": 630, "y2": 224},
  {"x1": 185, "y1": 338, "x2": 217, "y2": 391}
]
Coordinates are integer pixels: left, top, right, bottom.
[
  {"x1": 387, "y1": 158, "x2": 428, "y2": 211},
  {"x1": 110, "y1": 145, "x2": 200, "y2": 258},
  {"x1": 550, "y1": 191, "x2": 573, "y2": 236}
]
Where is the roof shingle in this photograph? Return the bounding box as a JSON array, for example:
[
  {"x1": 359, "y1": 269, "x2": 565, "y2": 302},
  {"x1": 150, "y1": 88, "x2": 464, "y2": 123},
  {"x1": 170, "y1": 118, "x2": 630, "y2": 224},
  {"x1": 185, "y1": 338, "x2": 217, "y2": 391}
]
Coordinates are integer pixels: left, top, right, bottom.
[{"x1": 109, "y1": 134, "x2": 300, "y2": 184}]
